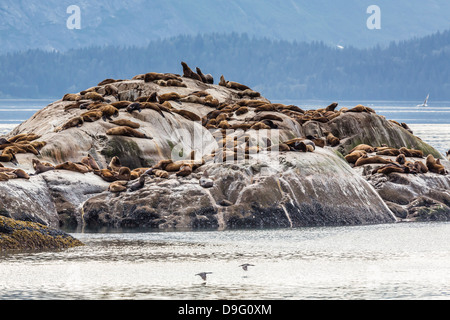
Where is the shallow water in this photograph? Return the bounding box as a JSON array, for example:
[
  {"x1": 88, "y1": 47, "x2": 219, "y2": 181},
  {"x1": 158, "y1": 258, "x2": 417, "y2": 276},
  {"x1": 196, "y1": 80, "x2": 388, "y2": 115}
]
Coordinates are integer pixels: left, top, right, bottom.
[{"x1": 1, "y1": 222, "x2": 450, "y2": 300}]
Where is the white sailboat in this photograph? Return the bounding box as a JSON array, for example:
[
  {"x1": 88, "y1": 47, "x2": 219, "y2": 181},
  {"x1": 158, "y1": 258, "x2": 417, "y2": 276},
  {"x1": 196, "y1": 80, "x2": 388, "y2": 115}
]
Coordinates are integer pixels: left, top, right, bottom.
[{"x1": 417, "y1": 94, "x2": 429, "y2": 107}]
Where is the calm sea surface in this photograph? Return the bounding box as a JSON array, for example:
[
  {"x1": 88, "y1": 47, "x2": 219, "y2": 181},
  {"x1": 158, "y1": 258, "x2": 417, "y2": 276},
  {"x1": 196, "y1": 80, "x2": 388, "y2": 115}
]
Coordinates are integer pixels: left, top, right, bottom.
[
  {"x1": 0, "y1": 99, "x2": 449, "y2": 300},
  {"x1": 1, "y1": 222, "x2": 450, "y2": 300}
]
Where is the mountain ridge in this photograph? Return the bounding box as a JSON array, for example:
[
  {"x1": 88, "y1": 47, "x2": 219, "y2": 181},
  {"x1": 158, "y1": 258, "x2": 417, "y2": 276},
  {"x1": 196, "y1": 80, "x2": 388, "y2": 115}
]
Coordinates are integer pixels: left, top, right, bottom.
[{"x1": 1, "y1": 0, "x2": 450, "y2": 53}]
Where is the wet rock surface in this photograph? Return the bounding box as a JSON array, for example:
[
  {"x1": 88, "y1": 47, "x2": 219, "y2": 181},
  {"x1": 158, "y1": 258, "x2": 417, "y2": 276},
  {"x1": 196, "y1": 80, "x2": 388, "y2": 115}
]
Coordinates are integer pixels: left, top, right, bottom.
[{"x1": 1, "y1": 64, "x2": 448, "y2": 240}]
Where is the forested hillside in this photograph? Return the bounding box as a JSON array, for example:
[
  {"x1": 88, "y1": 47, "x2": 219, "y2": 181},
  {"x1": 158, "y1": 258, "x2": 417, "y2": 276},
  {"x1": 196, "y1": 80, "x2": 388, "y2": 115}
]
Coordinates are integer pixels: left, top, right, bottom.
[{"x1": 1, "y1": 31, "x2": 449, "y2": 100}]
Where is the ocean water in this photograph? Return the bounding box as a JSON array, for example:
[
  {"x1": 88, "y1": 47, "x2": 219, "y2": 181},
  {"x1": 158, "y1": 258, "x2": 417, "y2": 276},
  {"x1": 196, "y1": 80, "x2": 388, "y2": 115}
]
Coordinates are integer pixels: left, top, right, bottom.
[
  {"x1": 1, "y1": 222, "x2": 450, "y2": 300},
  {"x1": 1, "y1": 99, "x2": 448, "y2": 154}
]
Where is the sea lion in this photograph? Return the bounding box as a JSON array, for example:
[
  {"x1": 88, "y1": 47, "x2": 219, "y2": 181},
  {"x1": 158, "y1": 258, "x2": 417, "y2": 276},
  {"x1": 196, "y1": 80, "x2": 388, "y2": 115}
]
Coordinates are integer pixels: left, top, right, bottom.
[
  {"x1": 13, "y1": 168, "x2": 30, "y2": 179},
  {"x1": 376, "y1": 148, "x2": 400, "y2": 156},
  {"x1": 267, "y1": 143, "x2": 291, "y2": 152},
  {"x1": 158, "y1": 92, "x2": 182, "y2": 104},
  {"x1": 196, "y1": 67, "x2": 214, "y2": 84},
  {"x1": 33, "y1": 159, "x2": 55, "y2": 175},
  {"x1": 153, "y1": 159, "x2": 173, "y2": 171},
  {"x1": 111, "y1": 101, "x2": 132, "y2": 109},
  {"x1": 126, "y1": 102, "x2": 142, "y2": 113},
  {"x1": 98, "y1": 105, "x2": 119, "y2": 121},
  {"x1": 153, "y1": 169, "x2": 169, "y2": 179},
  {"x1": 165, "y1": 79, "x2": 187, "y2": 88},
  {"x1": 0, "y1": 172, "x2": 9, "y2": 181},
  {"x1": 95, "y1": 169, "x2": 117, "y2": 182},
  {"x1": 396, "y1": 154, "x2": 406, "y2": 165},
  {"x1": 81, "y1": 110, "x2": 103, "y2": 122},
  {"x1": 325, "y1": 102, "x2": 338, "y2": 112},
  {"x1": 98, "y1": 79, "x2": 118, "y2": 86},
  {"x1": 345, "y1": 150, "x2": 367, "y2": 164},
  {"x1": 140, "y1": 102, "x2": 166, "y2": 118},
  {"x1": 109, "y1": 180, "x2": 128, "y2": 193},
  {"x1": 0, "y1": 148, "x2": 18, "y2": 165},
  {"x1": 377, "y1": 164, "x2": 405, "y2": 175},
  {"x1": 347, "y1": 105, "x2": 375, "y2": 113},
  {"x1": 350, "y1": 144, "x2": 375, "y2": 153},
  {"x1": 55, "y1": 116, "x2": 84, "y2": 132},
  {"x1": 83, "y1": 92, "x2": 105, "y2": 102},
  {"x1": 81, "y1": 154, "x2": 101, "y2": 171},
  {"x1": 104, "y1": 84, "x2": 119, "y2": 96},
  {"x1": 399, "y1": 147, "x2": 423, "y2": 158},
  {"x1": 176, "y1": 164, "x2": 193, "y2": 177},
  {"x1": 136, "y1": 93, "x2": 159, "y2": 103},
  {"x1": 325, "y1": 132, "x2": 340, "y2": 147},
  {"x1": 55, "y1": 161, "x2": 90, "y2": 174},
  {"x1": 62, "y1": 93, "x2": 82, "y2": 102},
  {"x1": 128, "y1": 174, "x2": 148, "y2": 191},
  {"x1": 237, "y1": 89, "x2": 260, "y2": 98},
  {"x1": 172, "y1": 109, "x2": 201, "y2": 122},
  {"x1": 354, "y1": 155, "x2": 393, "y2": 167},
  {"x1": 106, "y1": 126, "x2": 151, "y2": 139},
  {"x1": 116, "y1": 167, "x2": 131, "y2": 181},
  {"x1": 426, "y1": 154, "x2": 447, "y2": 174},
  {"x1": 254, "y1": 104, "x2": 276, "y2": 113},
  {"x1": 109, "y1": 119, "x2": 140, "y2": 129},
  {"x1": 181, "y1": 62, "x2": 202, "y2": 81},
  {"x1": 108, "y1": 156, "x2": 122, "y2": 172},
  {"x1": 250, "y1": 122, "x2": 271, "y2": 130},
  {"x1": 235, "y1": 107, "x2": 249, "y2": 116},
  {"x1": 8, "y1": 133, "x2": 41, "y2": 143},
  {"x1": 414, "y1": 160, "x2": 429, "y2": 174}
]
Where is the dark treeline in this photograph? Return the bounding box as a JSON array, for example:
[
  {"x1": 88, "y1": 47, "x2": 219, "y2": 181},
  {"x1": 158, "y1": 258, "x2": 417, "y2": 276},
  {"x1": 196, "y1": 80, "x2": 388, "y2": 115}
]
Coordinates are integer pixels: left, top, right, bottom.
[{"x1": 0, "y1": 31, "x2": 449, "y2": 101}]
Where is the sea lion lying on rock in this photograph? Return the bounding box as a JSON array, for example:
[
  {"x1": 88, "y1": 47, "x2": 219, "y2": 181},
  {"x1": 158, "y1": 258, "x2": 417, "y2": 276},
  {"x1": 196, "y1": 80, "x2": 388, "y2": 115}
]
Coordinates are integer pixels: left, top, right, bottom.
[
  {"x1": 426, "y1": 154, "x2": 447, "y2": 175},
  {"x1": 106, "y1": 126, "x2": 152, "y2": 139}
]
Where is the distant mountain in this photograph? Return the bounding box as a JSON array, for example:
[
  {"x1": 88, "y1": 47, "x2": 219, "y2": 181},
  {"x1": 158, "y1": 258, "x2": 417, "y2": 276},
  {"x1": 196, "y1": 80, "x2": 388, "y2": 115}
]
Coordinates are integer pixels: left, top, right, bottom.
[
  {"x1": 1, "y1": 0, "x2": 450, "y2": 53},
  {"x1": 1, "y1": 31, "x2": 449, "y2": 100}
]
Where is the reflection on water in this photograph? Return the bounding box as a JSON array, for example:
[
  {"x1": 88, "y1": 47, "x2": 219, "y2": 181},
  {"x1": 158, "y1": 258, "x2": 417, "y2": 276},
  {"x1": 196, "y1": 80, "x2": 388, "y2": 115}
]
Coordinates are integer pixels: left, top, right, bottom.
[{"x1": 1, "y1": 222, "x2": 450, "y2": 300}]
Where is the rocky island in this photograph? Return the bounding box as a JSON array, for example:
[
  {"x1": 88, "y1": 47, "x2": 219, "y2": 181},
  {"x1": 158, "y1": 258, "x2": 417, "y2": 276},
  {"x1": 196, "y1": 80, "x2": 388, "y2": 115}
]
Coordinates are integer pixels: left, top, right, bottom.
[{"x1": 1, "y1": 62, "x2": 449, "y2": 250}]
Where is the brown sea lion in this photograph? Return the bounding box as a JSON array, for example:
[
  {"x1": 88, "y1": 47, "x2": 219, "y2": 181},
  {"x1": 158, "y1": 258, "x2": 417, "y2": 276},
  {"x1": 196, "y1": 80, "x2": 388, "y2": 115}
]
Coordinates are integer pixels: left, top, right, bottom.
[
  {"x1": 62, "y1": 93, "x2": 82, "y2": 102},
  {"x1": 399, "y1": 147, "x2": 424, "y2": 158},
  {"x1": 55, "y1": 162, "x2": 90, "y2": 174},
  {"x1": 106, "y1": 126, "x2": 152, "y2": 139},
  {"x1": 176, "y1": 164, "x2": 193, "y2": 177},
  {"x1": 325, "y1": 102, "x2": 338, "y2": 112},
  {"x1": 181, "y1": 62, "x2": 202, "y2": 81},
  {"x1": 376, "y1": 148, "x2": 400, "y2": 156},
  {"x1": 0, "y1": 148, "x2": 18, "y2": 165},
  {"x1": 109, "y1": 180, "x2": 128, "y2": 193},
  {"x1": 55, "y1": 116, "x2": 84, "y2": 132},
  {"x1": 377, "y1": 164, "x2": 405, "y2": 175},
  {"x1": 345, "y1": 150, "x2": 367, "y2": 164},
  {"x1": 354, "y1": 155, "x2": 393, "y2": 167},
  {"x1": 347, "y1": 105, "x2": 375, "y2": 113},
  {"x1": 111, "y1": 101, "x2": 132, "y2": 109},
  {"x1": 172, "y1": 109, "x2": 201, "y2": 122},
  {"x1": 83, "y1": 92, "x2": 105, "y2": 102},
  {"x1": 108, "y1": 156, "x2": 122, "y2": 172},
  {"x1": 81, "y1": 110, "x2": 103, "y2": 122},
  {"x1": 33, "y1": 159, "x2": 55, "y2": 175},
  {"x1": 426, "y1": 154, "x2": 447, "y2": 174},
  {"x1": 109, "y1": 119, "x2": 140, "y2": 129},
  {"x1": 98, "y1": 79, "x2": 118, "y2": 86},
  {"x1": 325, "y1": 132, "x2": 340, "y2": 147},
  {"x1": 350, "y1": 144, "x2": 375, "y2": 153},
  {"x1": 116, "y1": 167, "x2": 131, "y2": 181},
  {"x1": 158, "y1": 92, "x2": 182, "y2": 104},
  {"x1": 81, "y1": 154, "x2": 101, "y2": 171}
]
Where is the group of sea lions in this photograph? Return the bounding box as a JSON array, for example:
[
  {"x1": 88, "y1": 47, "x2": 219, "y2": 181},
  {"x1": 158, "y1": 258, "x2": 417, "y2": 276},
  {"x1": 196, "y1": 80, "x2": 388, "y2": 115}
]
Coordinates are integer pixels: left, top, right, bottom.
[{"x1": 345, "y1": 143, "x2": 448, "y2": 175}]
